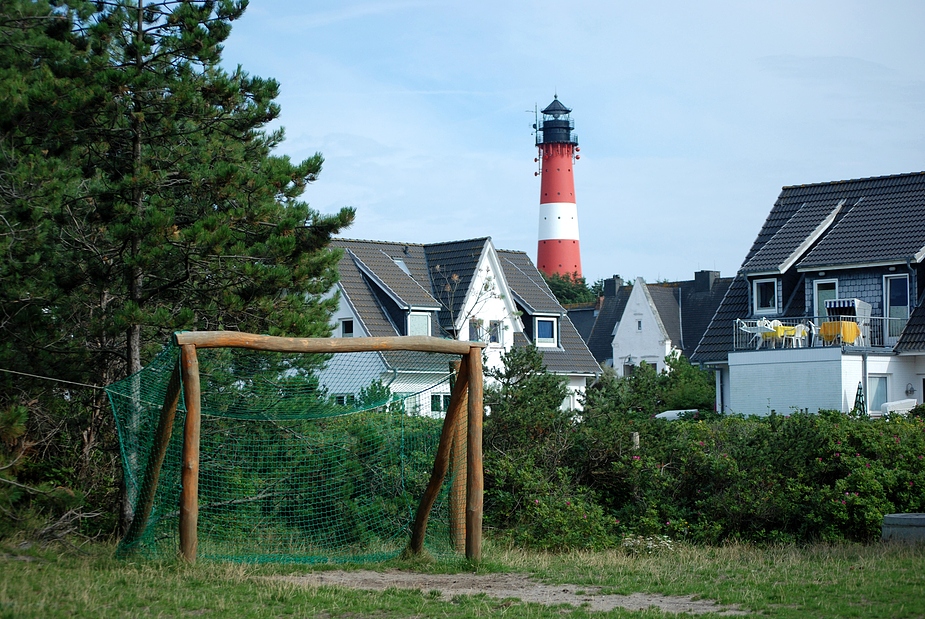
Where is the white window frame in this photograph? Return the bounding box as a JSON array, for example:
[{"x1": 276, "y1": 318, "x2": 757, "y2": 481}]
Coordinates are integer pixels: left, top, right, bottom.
[
  {"x1": 468, "y1": 318, "x2": 482, "y2": 342},
  {"x1": 487, "y1": 320, "x2": 502, "y2": 346},
  {"x1": 752, "y1": 278, "x2": 778, "y2": 315},
  {"x1": 430, "y1": 393, "x2": 452, "y2": 412},
  {"x1": 813, "y1": 279, "x2": 838, "y2": 319},
  {"x1": 535, "y1": 316, "x2": 558, "y2": 347},
  {"x1": 883, "y1": 274, "x2": 909, "y2": 342},
  {"x1": 868, "y1": 375, "x2": 889, "y2": 414},
  {"x1": 334, "y1": 394, "x2": 356, "y2": 407},
  {"x1": 340, "y1": 318, "x2": 354, "y2": 338},
  {"x1": 408, "y1": 312, "x2": 430, "y2": 337}
]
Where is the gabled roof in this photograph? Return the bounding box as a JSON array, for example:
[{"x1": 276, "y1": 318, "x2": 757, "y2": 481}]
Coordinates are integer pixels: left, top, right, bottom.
[
  {"x1": 345, "y1": 245, "x2": 440, "y2": 310},
  {"x1": 583, "y1": 278, "x2": 632, "y2": 363},
  {"x1": 423, "y1": 238, "x2": 490, "y2": 333},
  {"x1": 796, "y1": 173, "x2": 925, "y2": 269},
  {"x1": 895, "y1": 303, "x2": 925, "y2": 353},
  {"x1": 693, "y1": 171, "x2": 925, "y2": 364},
  {"x1": 645, "y1": 284, "x2": 680, "y2": 346},
  {"x1": 497, "y1": 250, "x2": 565, "y2": 315},
  {"x1": 742, "y1": 200, "x2": 844, "y2": 274},
  {"x1": 332, "y1": 238, "x2": 600, "y2": 377},
  {"x1": 497, "y1": 249, "x2": 600, "y2": 376},
  {"x1": 563, "y1": 302, "x2": 597, "y2": 342}
]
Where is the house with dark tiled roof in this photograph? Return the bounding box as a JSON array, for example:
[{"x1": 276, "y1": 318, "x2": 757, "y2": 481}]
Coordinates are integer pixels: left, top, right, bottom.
[
  {"x1": 692, "y1": 171, "x2": 925, "y2": 416},
  {"x1": 327, "y1": 238, "x2": 601, "y2": 411},
  {"x1": 570, "y1": 272, "x2": 730, "y2": 374},
  {"x1": 603, "y1": 272, "x2": 731, "y2": 375}
]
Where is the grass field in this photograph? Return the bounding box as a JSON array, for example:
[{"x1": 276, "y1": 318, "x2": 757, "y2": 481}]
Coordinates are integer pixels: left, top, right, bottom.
[{"x1": 2, "y1": 539, "x2": 923, "y2": 618}]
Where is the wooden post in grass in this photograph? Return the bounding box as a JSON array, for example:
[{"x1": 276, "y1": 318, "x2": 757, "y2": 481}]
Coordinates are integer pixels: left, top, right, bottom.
[
  {"x1": 178, "y1": 344, "x2": 201, "y2": 563},
  {"x1": 123, "y1": 363, "x2": 182, "y2": 545},
  {"x1": 448, "y1": 361, "x2": 468, "y2": 553},
  {"x1": 408, "y1": 360, "x2": 470, "y2": 554},
  {"x1": 465, "y1": 346, "x2": 484, "y2": 562}
]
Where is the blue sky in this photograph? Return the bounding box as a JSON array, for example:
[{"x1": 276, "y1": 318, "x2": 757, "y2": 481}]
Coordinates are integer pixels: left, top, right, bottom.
[{"x1": 221, "y1": 1, "x2": 925, "y2": 283}]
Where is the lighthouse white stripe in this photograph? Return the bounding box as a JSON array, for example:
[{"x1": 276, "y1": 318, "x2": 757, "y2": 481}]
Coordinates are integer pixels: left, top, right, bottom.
[{"x1": 538, "y1": 202, "x2": 580, "y2": 240}]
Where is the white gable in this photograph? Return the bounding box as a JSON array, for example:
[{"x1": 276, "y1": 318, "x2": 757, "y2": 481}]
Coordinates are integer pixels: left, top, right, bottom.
[{"x1": 611, "y1": 278, "x2": 678, "y2": 376}]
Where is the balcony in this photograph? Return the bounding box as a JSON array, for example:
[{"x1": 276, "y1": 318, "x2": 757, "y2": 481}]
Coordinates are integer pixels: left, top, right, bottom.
[{"x1": 733, "y1": 316, "x2": 909, "y2": 351}]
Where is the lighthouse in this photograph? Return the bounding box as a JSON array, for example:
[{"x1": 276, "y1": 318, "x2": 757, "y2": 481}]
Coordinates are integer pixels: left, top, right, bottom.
[{"x1": 535, "y1": 96, "x2": 582, "y2": 278}]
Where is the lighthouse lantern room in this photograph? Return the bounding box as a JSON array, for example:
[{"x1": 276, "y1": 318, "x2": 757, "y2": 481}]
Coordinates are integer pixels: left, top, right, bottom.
[{"x1": 534, "y1": 95, "x2": 582, "y2": 278}]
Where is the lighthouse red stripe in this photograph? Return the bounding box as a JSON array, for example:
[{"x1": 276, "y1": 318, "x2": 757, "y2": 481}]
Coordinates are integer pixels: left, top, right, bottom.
[
  {"x1": 539, "y1": 144, "x2": 576, "y2": 204},
  {"x1": 536, "y1": 239, "x2": 582, "y2": 277}
]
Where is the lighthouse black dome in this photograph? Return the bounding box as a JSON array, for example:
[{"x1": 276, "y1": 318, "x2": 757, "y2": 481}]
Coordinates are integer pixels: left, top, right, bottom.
[
  {"x1": 537, "y1": 96, "x2": 577, "y2": 145},
  {"x1": 541, "y1": 97, "x2": 571, "y2": 118}
]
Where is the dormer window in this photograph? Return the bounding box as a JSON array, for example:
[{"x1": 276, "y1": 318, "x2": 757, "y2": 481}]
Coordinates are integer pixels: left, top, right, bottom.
[
  {"x1": 408, "y1": 312, "x2": 430, "y2": 336},
  {"x1": 535, "y1": 317, "x2": 558, "y2": 347},
  {"x1": 753, "y1": 278, "x2": 778, "y2": 315}
]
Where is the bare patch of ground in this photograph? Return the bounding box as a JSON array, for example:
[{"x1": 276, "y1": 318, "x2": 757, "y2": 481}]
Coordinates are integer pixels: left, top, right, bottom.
[{"x1": 276, "y1": 570, "x2": 748, "y2": 615}]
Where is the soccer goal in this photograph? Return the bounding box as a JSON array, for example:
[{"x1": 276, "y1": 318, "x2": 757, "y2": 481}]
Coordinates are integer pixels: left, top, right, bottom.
[{"x1": 107, "y1": 331, "x2": 485, "y2": 564}]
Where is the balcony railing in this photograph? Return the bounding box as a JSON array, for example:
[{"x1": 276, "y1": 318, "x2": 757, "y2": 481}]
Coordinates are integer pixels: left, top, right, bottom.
[{"x1": 733, "y1": 316, "x2": 909, "y2": 351}]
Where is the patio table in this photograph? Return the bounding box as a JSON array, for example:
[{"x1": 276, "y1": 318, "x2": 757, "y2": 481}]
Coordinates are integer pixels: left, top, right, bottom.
[{"x1": 820, "y1": 320, "x2": 860, "y2": 345}]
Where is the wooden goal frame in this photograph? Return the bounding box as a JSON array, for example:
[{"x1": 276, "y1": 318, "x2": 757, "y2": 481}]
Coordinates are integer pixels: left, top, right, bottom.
[{"x1": 128, "y1": 331, "x2": 485, "y2": 563}]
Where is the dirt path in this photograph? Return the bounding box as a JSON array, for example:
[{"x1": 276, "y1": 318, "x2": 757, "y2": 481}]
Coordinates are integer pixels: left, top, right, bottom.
[{"x1": 276, "y1": 570, "x2": 748, "y2": 615}]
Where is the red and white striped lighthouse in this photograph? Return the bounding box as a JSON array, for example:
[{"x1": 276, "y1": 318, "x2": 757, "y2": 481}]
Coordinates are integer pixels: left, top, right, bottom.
[{"x1": 534, "y1": 96, "x2": 581, "y2": 277}]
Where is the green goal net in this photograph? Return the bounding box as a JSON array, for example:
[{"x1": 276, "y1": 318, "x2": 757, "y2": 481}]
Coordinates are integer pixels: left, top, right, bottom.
[{"x1": 107, "y1": 340, "x2": 468, "y2": 564}]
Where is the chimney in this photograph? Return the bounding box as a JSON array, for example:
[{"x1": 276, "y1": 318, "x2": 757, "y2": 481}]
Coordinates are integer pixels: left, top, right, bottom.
[
  {"x1": 603, "y1": 275, "x2": 623, "y2": 298},
  {"x1": 694, "y1": 270, "x2": 719, "y2": 292}
]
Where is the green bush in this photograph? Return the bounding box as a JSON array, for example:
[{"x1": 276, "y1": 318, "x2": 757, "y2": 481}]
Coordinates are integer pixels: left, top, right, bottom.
[{"x1": 482, "y1": 349, "x2": 925, "y2": 547}]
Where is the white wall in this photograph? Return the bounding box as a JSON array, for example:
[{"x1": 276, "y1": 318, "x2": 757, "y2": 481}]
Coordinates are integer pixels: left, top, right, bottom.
[
  {"x1": 728, "y1": 347, "x2": 844, "y2": 415},
  {"x1": 458, "y1": 258, "x2": 517, "y2": 373},
  {"x1": 728, "y1": 348, "x2": 922, "y2": 415},
  {"x1": 612, "y1": 280, "x2": 673, "y2": 376}
]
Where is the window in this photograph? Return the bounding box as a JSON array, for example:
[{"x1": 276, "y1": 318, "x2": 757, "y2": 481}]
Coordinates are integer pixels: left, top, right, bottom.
[
  {"x1": 488, "y1": 320, "x2": 502, "y2": 345},
  {"x1": 868, "y1": 376, "x2": 888, "y2": 414},
  {"x1": 753, "y1": 278, "x2": 778, "y2": 315},
  {"x1": 334, "y1": 394, "x2": 356, "y2": 407},
  {"x1": 430, "y1": 394, "x2": 452, "y2": 412},
  {"x1": 408, "y1": 312, "x2": 430, "y2": 336},
  {"x1": 884, "y1": 275, "x2": 909, "y2": 339},
  {"x1": 535, "y1": 317, "x2": 558, "y2": 346},
  {"x1": 637, "y1": 320, "x2": 643, "y2": 331},
  {"x1": 813, "y1": 280, "x2": 837, "y2": 319},
  {"x1": 340, "y1": 319, "x2": 354, "y2": 338},
  {"x1": 468, "y1": 318, "x2": 482, "y2": 341}
]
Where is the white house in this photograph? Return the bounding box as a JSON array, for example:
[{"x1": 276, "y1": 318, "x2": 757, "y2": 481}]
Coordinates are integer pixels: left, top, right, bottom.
[
  {"x1": 693, "y1": 171, "x2": 925, "y2": 416},
  {"x1": 323, "y1": 237, "x2": 601, "y2": 413},
  {"x1": 573, "y1": 272, "x2": 731, "y2": 376}
]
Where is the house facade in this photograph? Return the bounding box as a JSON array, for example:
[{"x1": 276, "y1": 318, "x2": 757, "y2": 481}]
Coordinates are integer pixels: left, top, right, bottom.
[
  {"x1": 693, "y1": 172, "x2": 925, "y2": 416},
  {"x1": 325, "y1": 237, "x2": 601, "y2": 413},
  {"x1": 574, "y1": 272, "x2": 731, "y2": 376}
]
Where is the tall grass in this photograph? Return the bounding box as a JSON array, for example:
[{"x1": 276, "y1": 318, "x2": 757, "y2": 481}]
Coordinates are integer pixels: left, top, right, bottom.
[{"x1": 2, "y1": 540, "x2": 923, "y2": 618}]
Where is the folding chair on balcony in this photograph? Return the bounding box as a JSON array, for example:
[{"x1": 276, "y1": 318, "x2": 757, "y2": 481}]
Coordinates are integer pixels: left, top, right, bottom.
[{"x1": 736, "y1": 318, "x2": 775, "y2": 349}]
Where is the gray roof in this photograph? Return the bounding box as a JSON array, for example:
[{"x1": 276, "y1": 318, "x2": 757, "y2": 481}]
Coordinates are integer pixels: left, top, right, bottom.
[
  {"x1": 796, "y1": 174, "x2": 925, "y2": 269},
  {"x1": 344, "y1": 245, "x2": 439, "y2": 310},
  {"x1": 742, "y1": 200, "x2": 843, "y2": 273},
  {"x1": 895, "y1": 304, "x2": 925, "y2": 353},
  {"x1": 564, "y1": 302, "x2": 597, "y2": 342},
  {"x1": 693, "y1": 171, "x2": 925, "y2": 363},
  {"x1": 332, "y1": 238, "x2": 600, "y2": 376},
  {"x1": 497, "y1": 250, "x2": 601, "y2": 376},
  {"x1": 423, "y1": 238, "x2": 489, "y2": 334},
  {"x1": 583, "y1": 279, "x2": 632, "y2": 363}
]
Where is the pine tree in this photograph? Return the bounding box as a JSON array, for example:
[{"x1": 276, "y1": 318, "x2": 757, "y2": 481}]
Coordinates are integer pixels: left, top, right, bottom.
[{"x1": 0, "y1": 0, "x2": 353, "y2": 533}]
